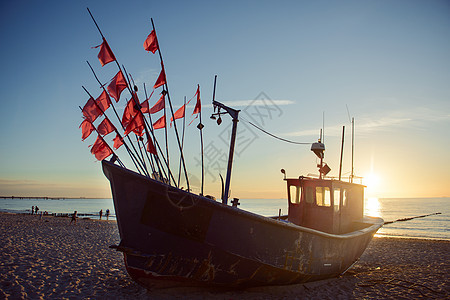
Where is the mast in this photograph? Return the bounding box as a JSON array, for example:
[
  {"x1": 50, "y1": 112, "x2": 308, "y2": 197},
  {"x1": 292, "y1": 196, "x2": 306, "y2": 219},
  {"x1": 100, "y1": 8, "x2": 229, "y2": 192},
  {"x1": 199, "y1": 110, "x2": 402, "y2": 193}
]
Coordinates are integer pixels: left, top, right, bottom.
[
  {"x1": 351, "y1": 117, "x2": 354, "y2": 183},
  {"x1": 198, "y1": 94, "x2": 205, "y2": 195}
]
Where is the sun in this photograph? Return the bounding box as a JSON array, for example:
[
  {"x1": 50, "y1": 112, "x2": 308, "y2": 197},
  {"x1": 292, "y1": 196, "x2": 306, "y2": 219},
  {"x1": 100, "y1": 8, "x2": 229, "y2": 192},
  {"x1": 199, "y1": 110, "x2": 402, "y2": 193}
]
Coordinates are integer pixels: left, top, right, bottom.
[
  {"x1": 364, "y1": 173, "x2": 380, "y2": 188},
  {"x1": 364, "y1": 172, "x2": 381, "y2": 197}
]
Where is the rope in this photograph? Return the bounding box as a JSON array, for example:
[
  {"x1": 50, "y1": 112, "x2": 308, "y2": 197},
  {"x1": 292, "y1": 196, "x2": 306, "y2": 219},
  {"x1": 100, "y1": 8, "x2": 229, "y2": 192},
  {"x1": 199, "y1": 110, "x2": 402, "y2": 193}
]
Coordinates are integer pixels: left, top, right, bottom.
[{"x1": 241, "y1": 116, "x2": 312, "y2": 145}]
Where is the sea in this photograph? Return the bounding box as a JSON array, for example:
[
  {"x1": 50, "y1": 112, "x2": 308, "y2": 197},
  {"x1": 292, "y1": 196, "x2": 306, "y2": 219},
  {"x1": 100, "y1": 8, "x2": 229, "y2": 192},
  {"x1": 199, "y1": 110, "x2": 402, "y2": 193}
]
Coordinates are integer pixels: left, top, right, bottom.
[{"x1": 0, "y1": 197, "x2": 448, "y2": 241}]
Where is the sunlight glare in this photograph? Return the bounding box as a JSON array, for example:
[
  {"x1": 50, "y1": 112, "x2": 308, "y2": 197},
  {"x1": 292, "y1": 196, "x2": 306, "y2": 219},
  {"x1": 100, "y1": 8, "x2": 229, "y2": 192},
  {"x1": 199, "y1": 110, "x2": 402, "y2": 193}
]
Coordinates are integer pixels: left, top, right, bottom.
[{"x1": 365, "y1": 197, "x2": 381, "y2": 218}]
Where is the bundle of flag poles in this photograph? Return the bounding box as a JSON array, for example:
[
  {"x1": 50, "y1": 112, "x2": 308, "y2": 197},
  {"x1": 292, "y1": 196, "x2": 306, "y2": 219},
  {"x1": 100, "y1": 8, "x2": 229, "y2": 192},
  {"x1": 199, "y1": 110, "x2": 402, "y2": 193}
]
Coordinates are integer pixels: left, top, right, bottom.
[{"x1": 79, "y1": 8, "x2": 204, "y2": 192}]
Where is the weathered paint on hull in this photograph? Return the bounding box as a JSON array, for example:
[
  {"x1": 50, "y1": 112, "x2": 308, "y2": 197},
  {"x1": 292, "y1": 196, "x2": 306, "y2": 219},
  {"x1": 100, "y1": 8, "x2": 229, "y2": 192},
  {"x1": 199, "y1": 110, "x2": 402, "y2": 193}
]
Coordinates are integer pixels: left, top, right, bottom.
[{"x1": 103, "y1": 161, "x2": 383, "y2": 289}]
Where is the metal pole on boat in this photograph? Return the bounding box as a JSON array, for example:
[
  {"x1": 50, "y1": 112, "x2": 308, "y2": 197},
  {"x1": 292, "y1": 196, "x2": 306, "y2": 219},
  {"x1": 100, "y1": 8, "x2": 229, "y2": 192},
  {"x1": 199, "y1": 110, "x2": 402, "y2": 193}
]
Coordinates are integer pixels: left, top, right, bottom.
[
  {"x1": 211, "y1": 86, "x2": 240, "y2": 205},
  {"x1": 198, "y1": 86, "x2": 205, "y2": 195},
  {"x1": 223, "y1": 115, "x2": 239, "y2": 204},
  {"x1": 150, "y1": 18, "x2": 190, "y2": 191},
  {"x1": 319, "y1": 129, "x2": 323, "y2": 179},
  {"x1": 339, "y1": 126, "x2": 345, "y2": 181},
  {"x1": 351, "y1": 117, "x2": 354, "y2": 183}
]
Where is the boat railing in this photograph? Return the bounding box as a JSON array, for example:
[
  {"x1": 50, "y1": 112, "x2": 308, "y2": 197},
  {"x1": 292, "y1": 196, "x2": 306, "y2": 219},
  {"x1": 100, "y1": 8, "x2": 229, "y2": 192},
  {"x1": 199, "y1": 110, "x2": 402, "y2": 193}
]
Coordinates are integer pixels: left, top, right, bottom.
[{"x1": 306, "y1": 173, "x2": 363, "y2": 184}]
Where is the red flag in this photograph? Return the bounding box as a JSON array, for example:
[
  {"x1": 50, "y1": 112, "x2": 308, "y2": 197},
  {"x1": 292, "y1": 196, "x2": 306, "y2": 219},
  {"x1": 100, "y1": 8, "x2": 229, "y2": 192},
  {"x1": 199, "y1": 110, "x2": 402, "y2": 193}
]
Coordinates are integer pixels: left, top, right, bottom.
[
  {"x1": 192, "y1": 85, "x2": 201, "y2": 115},
  {"x1": 153, "y1": 115, "x2": 166, "y2": 130},
  {"x1": 188, "y1": 85, "x2": 201, "y2": 126},
  {"x1": 170, "y1": 103, "x2": 186, "y2": 126},
  {"x1": 91, "y1": 135, "x2": 112, "y2": 160},
  {"x1": 140, "y1": 90, "x2": 154, "y2": 114},
  {"x1": 143, "y1": 30, "x2": 158, "y2": 54},
  {"x1": 96, "y1": 90, "x2": 111, "y2": 112},
  {"x1": 149, "y1": 94, "x2": 165, "y2": 114},
  {"x1": 80, "y1": 119, "x2": 95, "y2": 141},
  {"x1": 97, "y1": 118, "x2": 115, "y2": 136},
  {"x1": 107, "y1": 71, "x2": 128, "y2": 102},
  {"x1": 124, "y1": 113, "x2": 145, "y2": 136},
  {"x1": 82, "y1": 97, "x2": 102, "y2": 122},
  {"x1": 122, "y1": 98, "x2": 140, "y2": 128},
  {"x1": 140, "y1": 99, "x2": 149, "y2": 114},
  {"x1": 146, "y1": 138, "x2": 157, "y2": 154},
  {"x1": 153, "y1": 68, "x2": 166, "y2": 89},
  {"x1": 113, "y1": 134, "x2": 124, "y2": 150},
  {"x1": 95, "y1": 38, "x2": 116, "y2": 67}
]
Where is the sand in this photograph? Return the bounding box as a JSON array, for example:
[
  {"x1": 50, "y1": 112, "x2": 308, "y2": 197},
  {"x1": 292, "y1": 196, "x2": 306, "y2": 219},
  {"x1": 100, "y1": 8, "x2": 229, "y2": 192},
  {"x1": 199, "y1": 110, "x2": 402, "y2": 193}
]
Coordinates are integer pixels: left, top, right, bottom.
[{"x1": 0, "y1": 212, "x2": 448, "y2": 299}]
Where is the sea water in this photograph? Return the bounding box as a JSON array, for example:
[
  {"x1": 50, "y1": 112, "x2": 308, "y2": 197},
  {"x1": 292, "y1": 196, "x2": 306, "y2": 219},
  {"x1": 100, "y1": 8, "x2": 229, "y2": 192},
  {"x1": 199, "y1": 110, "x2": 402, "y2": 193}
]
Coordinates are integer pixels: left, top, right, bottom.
[{"x1": 0, "y1": 197, "x2": 448, "y2": 240}]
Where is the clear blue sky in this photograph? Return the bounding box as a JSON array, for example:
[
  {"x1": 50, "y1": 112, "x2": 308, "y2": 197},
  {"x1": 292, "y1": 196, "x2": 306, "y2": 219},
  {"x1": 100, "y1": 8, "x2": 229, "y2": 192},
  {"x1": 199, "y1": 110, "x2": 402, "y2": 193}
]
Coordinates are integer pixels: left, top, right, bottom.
[{"x1": 1, "y1": 0, "x2": 449, "y2": 198}]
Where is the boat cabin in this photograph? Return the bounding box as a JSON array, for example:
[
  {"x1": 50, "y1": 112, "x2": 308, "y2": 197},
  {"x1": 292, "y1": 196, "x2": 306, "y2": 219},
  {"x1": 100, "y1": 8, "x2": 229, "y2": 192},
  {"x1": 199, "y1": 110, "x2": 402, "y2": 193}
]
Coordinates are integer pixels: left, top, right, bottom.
[{"x1": 286, "y1": 177, "x2": 365, "y2": 234}]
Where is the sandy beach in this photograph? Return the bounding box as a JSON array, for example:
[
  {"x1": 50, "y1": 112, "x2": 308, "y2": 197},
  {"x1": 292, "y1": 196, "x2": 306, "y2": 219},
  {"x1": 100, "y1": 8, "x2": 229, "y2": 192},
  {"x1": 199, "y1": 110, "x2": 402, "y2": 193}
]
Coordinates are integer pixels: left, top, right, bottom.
[{"x1": 0, "y1": 212, "x2": 448, "y2": 299}]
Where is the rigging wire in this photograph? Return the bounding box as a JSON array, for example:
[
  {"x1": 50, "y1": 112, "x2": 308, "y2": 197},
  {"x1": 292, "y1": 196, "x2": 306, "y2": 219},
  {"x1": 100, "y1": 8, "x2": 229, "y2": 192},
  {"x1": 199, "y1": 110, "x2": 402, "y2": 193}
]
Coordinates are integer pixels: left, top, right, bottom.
[{"x1": 240, "y1": 116, "x2": 312, "y2": 145}]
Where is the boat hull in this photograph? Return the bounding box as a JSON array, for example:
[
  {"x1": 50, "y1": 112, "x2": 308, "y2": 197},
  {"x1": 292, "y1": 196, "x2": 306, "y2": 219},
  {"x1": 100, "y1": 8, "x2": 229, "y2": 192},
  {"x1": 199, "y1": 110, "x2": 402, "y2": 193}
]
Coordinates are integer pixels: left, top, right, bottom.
[{"x1": 103, "y1": 161, "x2": 383, "y2": 289}]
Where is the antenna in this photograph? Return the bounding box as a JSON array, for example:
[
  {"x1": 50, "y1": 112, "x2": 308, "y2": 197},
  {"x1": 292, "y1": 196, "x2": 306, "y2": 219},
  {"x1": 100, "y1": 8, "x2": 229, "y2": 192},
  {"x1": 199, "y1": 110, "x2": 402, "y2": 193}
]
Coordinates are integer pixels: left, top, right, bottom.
[
  {"x1": 346, "y1": 104, "x2": 354, "y2": 183},
  {"x1": 322, "y1": 111, "x2": 325, "y2": 143},
  {"x1": 346, "y1": 104, "x2": 351, "y2": 123}
]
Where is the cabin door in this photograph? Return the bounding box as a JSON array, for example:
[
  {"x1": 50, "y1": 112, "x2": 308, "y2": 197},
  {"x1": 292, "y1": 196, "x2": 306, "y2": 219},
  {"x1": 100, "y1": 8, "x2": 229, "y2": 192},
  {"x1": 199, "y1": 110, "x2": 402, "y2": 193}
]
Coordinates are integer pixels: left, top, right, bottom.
[{"x1": 332, "y1": 188, "x2": 341, "y2": 234}]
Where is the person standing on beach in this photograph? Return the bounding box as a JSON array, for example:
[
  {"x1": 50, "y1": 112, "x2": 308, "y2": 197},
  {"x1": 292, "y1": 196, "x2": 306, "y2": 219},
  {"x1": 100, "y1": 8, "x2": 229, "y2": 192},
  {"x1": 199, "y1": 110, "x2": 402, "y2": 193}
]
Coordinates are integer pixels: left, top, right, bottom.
[
  {"x1": 31, "y1": 206, "x2": 34, "y2": 215},
  {"x1": 35, "y1": 206, "x2": 39, "y2": 215},
  {"x1": 105, "y1": 209, "x2": 110, "y2": 220},
  {"x1": 70, "y1": 211, "x2": 77, "y2": 225},
  {"x1": 99, "y1": 209, "x2": 103, "y2": 220}
]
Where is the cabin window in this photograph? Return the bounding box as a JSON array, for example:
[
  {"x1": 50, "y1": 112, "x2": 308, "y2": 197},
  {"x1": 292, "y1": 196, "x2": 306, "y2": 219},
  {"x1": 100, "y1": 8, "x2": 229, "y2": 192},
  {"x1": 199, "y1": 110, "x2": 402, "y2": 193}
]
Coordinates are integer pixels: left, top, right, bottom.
[
  {"x1": 305, "y1": 186, "x2": 314, "y2": 204},
  {"x1": 315, "y1": 187, "x2": 331, "y2": 207},
  {"x1": 333, "y1": 188, "x2": 340, "y2": 212},
  {"x1": 342, "y1": 189, "x2": 348, "y2": 207},
  {"x1": 289, "y1": 185, "x2": 300, "y2": 204}
]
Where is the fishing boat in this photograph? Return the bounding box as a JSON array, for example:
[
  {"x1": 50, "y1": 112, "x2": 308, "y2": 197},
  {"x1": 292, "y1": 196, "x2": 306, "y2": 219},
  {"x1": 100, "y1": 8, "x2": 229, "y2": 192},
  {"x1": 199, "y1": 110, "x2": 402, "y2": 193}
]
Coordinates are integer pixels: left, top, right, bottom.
[
  {"x1": 80, "y1": 10, "x2": 383, "y2": 290},
  {"x1": 103, "y1": 100, "x2": 383, "y2": 289}
]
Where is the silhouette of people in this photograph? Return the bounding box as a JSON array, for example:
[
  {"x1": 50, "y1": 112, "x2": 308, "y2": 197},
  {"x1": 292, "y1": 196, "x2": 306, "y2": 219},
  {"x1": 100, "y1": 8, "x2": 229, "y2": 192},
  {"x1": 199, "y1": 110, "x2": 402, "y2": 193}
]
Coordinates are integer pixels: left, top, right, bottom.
[
  {"x1": 35, "y1": 206, "x2": 39, "y2": 215},
  {"x1": 99, "y1": 209, "x2": 103, "y2": 220},
  {"x1": 70, "y1": 211, "x2": 78, "y2": 225},
  {"x1": 31, "y1": 206, "x2": 34, "y2": 215},
  {"x1": 105, "y1": 209, "x2": 110, "y2": 220}
]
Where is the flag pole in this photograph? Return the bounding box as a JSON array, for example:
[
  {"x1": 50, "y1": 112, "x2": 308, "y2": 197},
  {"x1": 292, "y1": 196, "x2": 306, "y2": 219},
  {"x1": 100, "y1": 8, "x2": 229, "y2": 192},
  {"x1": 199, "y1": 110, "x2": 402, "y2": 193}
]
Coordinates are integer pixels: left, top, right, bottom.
[
  {"x1": 143, "y1": 83, "x2": 168, "y2": 181},
  {"x1": 150, "y1": 18, "x2": 190, "y2": 192},
  {"x1": 130, "y1": 75, "x2": 158, "y2": 175},
  {"x1": 177, "y1": 96, "x2": 187, "y2": 187},
  {"x1": 122, "y1": 65, "x2": 176, "y2": 184},
  {"x1": 197, "y1": 85, "x2": 205, "y2": 195},
  {"x1": 163, "y1": 94, "x2": 170, "y2": 185},
  {"x1": 140, "y1": 84, "x2": 158, "y2": 175},
  {"x1": 81, "y1": 87, "x2": 146, "y2": 175},
  {"x1": 86, "y1": 61, "x2": 150, "y2": 175}
]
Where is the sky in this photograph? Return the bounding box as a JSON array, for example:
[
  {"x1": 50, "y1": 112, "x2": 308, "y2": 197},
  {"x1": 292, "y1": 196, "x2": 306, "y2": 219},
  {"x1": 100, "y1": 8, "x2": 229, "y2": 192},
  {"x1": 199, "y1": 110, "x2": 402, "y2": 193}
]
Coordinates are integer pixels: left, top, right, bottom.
[{"x1": 0, "y1": 0, "x2": 449, "y2": 199}]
